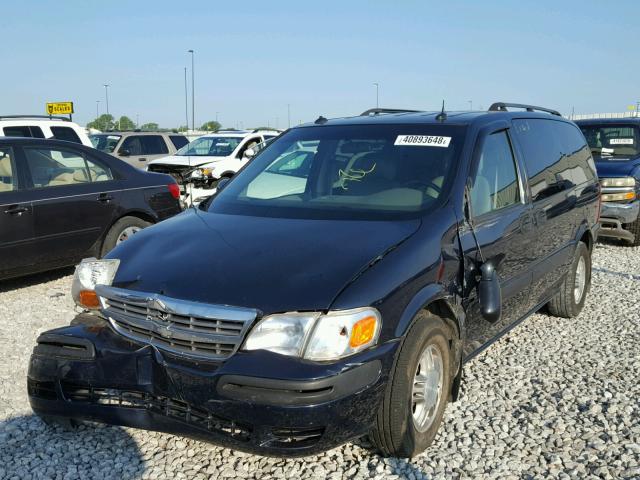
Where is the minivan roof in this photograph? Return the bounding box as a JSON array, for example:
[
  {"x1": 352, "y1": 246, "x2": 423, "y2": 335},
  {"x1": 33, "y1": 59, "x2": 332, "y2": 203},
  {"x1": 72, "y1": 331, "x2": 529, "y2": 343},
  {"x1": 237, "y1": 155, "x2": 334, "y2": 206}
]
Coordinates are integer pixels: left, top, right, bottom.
[{"x1": 298, "y1": 109, "x2": 569, "y2": 128}]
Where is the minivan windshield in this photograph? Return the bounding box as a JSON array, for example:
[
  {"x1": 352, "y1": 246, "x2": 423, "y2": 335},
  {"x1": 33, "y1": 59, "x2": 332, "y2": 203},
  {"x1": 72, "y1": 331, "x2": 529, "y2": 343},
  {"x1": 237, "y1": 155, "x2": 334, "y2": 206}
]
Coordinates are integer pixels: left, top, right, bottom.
[
  {"x1": 90, "y1": 134, "x2": 121, "y2": 153},
  {"x1": 209, "y1": 124, "x2": 465, "y2": 220},
  {"x1": 176, "y1": 136, "x2": 244, "y2": 157},
  {"x1": 579, "y1": 124, "x2": 640, "y2": 159}
]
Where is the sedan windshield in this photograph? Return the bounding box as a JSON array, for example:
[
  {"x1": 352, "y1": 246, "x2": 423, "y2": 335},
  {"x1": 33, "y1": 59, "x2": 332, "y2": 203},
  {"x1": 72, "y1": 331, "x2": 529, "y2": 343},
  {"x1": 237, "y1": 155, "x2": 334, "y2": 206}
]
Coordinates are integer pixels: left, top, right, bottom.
[
  {"x1": 579, "y1": 124, "x2": 640, "y2": 159},
  {"x1": 90, "y1": 134, "x2": 121, "y2": 153},
  {"x1": 209, "y1": 124, "x2": 465, "y2": 220},
  {"x1": 176, "y1": 136, "x2": 244, "y2": 156}
]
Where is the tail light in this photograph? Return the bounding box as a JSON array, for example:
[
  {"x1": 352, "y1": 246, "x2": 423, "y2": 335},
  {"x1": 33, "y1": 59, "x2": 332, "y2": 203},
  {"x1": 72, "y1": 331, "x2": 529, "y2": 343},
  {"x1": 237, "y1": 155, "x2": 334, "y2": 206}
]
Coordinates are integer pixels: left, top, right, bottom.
[
  {"x1": 596, "y1": 183, "x2": 602, "y2": 222},
  {"x1": 167, "y1": 183, "x2": 180, "y2": 200}
]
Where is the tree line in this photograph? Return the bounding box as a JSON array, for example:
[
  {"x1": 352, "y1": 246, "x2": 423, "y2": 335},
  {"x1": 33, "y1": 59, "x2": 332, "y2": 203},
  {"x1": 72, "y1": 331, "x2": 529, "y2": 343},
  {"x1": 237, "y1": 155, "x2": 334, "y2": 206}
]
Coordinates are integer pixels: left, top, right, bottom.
[{"x1": 86, "y1": 114, "x2": 222, "y2": 133}]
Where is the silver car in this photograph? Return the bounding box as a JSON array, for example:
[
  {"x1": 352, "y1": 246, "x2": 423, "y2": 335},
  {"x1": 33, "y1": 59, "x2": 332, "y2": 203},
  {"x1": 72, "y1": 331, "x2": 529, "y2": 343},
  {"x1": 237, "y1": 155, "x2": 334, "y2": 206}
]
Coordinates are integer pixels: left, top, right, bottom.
[{"x1": 90, "y1": 131, "x2": 189, "y2": 169}]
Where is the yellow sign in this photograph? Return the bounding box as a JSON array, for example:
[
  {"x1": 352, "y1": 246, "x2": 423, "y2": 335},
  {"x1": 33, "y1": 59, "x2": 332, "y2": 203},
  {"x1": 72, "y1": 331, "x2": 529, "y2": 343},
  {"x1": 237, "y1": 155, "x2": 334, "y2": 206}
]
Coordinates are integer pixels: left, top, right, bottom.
[
  {"x1": 46, "y1": 102, "x2": 74, "y2": 115},
  {"x1": 628, "y1": 105, "x2": 637, "y2": 111}
]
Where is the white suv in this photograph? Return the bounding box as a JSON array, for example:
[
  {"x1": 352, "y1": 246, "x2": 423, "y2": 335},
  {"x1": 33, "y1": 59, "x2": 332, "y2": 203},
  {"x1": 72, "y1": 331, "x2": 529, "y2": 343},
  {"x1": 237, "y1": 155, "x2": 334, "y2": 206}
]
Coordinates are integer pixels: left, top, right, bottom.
[
  {"x1": 147, "y1": 129, "x2": 280, "y2": 203},
  {"x1": 0, "y1": 115, "x2": 92, "y2": 146}
]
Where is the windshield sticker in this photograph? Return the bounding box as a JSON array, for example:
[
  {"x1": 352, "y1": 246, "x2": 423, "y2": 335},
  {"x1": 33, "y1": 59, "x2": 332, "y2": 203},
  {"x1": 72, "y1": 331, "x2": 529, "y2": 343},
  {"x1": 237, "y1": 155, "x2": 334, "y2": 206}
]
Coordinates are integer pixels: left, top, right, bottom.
[
  {"x1": 394, "y1": 135, "x2": 451, "y2": 147},
  {"x1": 609, "y1": 138, "x2": 634, "y2": 145},
  {"x1": 601, "y1": 147, "x2": 615, "y2": 154},
  {"x1": 107, "y1": 135, "x2": 120, "y2": 140}
]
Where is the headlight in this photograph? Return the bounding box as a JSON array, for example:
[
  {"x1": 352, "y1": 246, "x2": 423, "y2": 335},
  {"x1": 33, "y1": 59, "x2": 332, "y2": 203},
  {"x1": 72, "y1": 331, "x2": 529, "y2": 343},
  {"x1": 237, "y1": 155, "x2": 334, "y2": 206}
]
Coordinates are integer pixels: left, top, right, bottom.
[
  {"x1": 71, "y1": 258, "x2": 119, "y2": 309},
  {"x1": 190, "y1": 169, "x2": 202, "y2": 179},
  {"x1": 601, "y1": 177, "x2": 635, "y2": 187},
  {"x1": 243, "y1": 307, "x2": 381, "y2": 361},
  {"x1": 602, "y1": 192, "x2": 636, "y2": 201}
]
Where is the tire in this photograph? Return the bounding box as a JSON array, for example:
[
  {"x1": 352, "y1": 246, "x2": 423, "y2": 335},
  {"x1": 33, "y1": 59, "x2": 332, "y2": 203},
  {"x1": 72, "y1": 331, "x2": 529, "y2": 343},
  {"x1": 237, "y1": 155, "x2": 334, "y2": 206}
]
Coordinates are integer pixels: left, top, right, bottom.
[
  {"x1": 623, "y1": 218, "x2": 640, "y2": 247},
  {"x1": 369, "y1": 311, "x2": 451, "y2": 458},
  {"x1": 547, "y1": 242, "x2": 591, "y2": 318},
  {"x1": 101, "y1": 216, "x2": 151, "y2": 257}
]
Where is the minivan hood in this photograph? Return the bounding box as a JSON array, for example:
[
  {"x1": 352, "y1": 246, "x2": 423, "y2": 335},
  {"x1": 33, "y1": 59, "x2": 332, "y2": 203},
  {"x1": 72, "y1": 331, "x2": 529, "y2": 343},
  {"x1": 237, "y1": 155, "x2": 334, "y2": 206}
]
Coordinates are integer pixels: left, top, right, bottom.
[
  {"x1": 109, "y1": 209, "x2": 421, "y2": 314},
  {"x1": 148, "y1": 155, "x2": 228, "y2": 167},
  {"x1": 595, "y1": 157, "x2": 640, "y2": 177}
]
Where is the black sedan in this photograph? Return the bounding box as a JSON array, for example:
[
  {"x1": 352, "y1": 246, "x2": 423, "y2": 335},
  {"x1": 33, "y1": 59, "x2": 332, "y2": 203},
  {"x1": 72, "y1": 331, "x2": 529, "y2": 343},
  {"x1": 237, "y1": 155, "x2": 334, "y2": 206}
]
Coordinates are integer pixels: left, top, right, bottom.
[{"x1": 0, "y1": 137, "x2": 182, "y2": 280}]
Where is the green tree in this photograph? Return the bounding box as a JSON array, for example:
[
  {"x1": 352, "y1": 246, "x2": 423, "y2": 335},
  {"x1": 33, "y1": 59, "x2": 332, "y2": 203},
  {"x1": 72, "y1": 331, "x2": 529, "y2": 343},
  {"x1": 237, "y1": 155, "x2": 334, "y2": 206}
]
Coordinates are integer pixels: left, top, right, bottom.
[
  {"x1": 201, "y1": 121, "x2": 221, "y2": 132},
  {"x1": 86, "y1": 114, "x2": 115, "y2": 131},
  {"x1": 117, "y1": 116, "x2": 136, "y2": 130},
  {"x1": 176, "y1": 125, "x2": 188, "y2": 132},
  {"x1": 140, "y1": 122, "x2": 159, "y2": 131}
]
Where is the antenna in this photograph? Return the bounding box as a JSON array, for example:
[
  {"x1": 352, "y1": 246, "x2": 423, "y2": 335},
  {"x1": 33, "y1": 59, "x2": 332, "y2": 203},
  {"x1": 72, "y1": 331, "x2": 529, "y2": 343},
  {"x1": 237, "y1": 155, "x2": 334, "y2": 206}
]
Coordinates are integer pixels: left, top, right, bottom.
[
  {"x1": 435, "y1": 100, "x2": 447, "y2": 122},
  {"x1": 314, "y1": 115, "x2": 328, "y2": 124}
]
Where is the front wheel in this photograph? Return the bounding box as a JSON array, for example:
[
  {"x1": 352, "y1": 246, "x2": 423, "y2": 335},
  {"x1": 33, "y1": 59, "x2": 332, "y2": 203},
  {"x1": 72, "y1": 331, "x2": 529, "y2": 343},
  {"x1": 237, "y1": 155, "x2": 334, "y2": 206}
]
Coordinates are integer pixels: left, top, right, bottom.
[
  {"x1": 623, "y1": 218, "x2": 640, "y2": 247},
  {"x1": 547, "y1": 241, "x2": 591, "y2": 318},
  {"x1": 101, "y1": 216, "x2": 152, "y2": 257},
  {"x1": 369, "y1": 312, "x2": 451, "y2": 458}
]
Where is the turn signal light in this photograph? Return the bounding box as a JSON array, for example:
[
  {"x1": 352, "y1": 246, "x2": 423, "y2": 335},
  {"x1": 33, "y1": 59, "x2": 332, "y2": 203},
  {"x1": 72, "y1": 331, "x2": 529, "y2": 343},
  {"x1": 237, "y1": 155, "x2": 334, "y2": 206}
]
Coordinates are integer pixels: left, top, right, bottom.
[
  {"x1": 167, "y1": 183, "x2": 180, "y2": 200},
  {"x1": 349, "y1": 315, "x2": 378, "y2": 348},
  {"x1": 79, "y1": 290, "x2": 100, "y2": 309},
  {"x1": 602, "y1": 192, "x2": 636, "y2": 202}
]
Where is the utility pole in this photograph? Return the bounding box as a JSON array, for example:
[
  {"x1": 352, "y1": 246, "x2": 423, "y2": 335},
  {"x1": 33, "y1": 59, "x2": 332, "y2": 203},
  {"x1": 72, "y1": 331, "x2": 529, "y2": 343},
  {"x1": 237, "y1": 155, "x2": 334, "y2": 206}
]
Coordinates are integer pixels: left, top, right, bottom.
[
  {"x1": 103, "y1": 84, "x2": 110, "y2": 115},
  {"x1": 184, "y1": 67, "x2": 189, "y2": 130},
  {"x1": 188, "y1": 50, "x2": 195, "y2": 131},
  {"x1": 287, "y1": 104, "x2": 291, "y2": 128},
  {"x1": 373, "y1": 83, "x2": 379, "y2": 108},
  {"x1": 96, "y1": 100, "x2": 100, "y2": 118}
]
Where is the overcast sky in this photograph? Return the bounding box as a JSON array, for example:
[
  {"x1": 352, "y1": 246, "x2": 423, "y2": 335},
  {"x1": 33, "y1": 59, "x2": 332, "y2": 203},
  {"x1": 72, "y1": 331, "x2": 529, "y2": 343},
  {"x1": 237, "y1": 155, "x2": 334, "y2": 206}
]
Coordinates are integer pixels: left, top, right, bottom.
[{"x1": 2, "y1": 0, "x2": 638, "y2": 128}]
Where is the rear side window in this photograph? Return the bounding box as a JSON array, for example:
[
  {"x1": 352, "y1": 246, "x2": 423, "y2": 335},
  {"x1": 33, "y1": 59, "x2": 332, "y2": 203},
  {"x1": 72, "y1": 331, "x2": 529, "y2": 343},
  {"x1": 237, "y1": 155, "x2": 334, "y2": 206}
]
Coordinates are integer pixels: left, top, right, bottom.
[
  {"x1": 470, "y1": 131, "x2": 520, "y2": 217},
  {"x1": 513, "y1": 119, "x2": 595, "y2": 201},
  {"x1": 0, "y1": 147, "x2": 16, "y2": 192},
  {"x1": 141, "y1": 135, "x2": 169, "y2": 155},
  {"x1": 121, "y1": 136, "x2": 143, "y2": 155},
  {"x1": 169, "y1": 135, "x2": 188, "y2": 149},
  {"x1": 50, "y1": 126, "x2": 82, "y2": 144},
  {"x1": 3, "y1": 126, "x2": 45, "y2": 138},
  {"x1": 24, "y1": 147, "x2": 113, "y2": 188}
]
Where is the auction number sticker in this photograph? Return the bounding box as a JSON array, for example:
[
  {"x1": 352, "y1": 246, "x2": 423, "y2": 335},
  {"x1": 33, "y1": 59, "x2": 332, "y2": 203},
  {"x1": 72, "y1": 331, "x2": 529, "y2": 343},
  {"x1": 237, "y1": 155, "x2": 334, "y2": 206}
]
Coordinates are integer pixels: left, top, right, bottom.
[
  {"x1": 610, "y1": 138, "x2": 634, "y2": 145},
  {"x1": 394, "y1": 135, "x2": 451, "y2": 147}
]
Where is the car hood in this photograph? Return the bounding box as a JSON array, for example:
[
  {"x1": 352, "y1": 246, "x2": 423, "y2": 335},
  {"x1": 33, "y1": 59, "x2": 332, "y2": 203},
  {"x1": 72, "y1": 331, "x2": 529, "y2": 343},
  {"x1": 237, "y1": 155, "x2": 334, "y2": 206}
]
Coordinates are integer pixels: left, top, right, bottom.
[
  {"x1": 595, "y1": 156, "x2": 640, "y2": 177},
  {"x1": 108, "y1": 209, "x2": 421, "y2": 314},
  {"x1": 148, "y1": 155, "x2": 229, "y2": 167}
]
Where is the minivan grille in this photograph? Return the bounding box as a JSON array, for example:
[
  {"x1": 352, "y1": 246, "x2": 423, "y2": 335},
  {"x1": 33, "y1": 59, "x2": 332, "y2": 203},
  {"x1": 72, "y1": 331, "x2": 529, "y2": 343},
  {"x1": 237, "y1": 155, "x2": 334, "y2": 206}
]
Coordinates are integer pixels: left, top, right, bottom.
[{"x1": 96, "y1": 285, "x2": 258, "y2": 361}]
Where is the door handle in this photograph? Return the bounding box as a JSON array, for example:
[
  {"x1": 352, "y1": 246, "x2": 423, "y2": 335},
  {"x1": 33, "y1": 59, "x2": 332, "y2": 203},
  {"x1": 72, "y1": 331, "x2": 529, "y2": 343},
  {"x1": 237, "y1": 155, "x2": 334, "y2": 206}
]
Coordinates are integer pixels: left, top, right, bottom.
[
  {"x1": 139, "y1": 158, "x2": 147, "y2": 162},
  {"x1": 97, "y1": 194, "x2": 114, "y2": 203},
  {"x1": 4, "y1": 205, "x2": 29, "y2": 216}
]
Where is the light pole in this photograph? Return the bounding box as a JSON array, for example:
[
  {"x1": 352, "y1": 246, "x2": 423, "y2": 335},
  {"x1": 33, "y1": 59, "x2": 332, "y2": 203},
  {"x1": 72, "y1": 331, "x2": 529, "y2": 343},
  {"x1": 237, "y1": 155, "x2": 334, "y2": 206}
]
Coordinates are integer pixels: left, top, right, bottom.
[
  {"x1": 184, "y1": 67, "x2": 189, "y2": 131},
  {"x1": 103, "y1": 84, "x2": 110, "y2": 115},
  {"x1": 215, "y1": 112, "x2": 219, "y2": 123},
  {"x1": 287, "y1": 104, "x2": 291, "y2": 128},
  {"x1": 188, "y1": 50, "x2": 195, "y2": 132},
  {"x1": 136, "y1": 114, "x2": 139, "y2": 129},
  {"x1": 468, "y1": 100, "x2": 473, "y2": 111},
  {"x1": 373, "y1": 83, "x2": 379, "y2": 108},
  {"x1": 96, "y1": 100, "x2": 100, "y2": 118}
]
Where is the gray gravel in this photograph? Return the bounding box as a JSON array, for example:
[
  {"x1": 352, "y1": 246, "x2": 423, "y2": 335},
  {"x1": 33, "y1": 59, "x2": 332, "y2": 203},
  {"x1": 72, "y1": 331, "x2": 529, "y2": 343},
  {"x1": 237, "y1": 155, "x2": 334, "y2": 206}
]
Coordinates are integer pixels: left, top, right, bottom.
[{"x1": 0, "y1": 243, "x2": 639, "y2": 479}]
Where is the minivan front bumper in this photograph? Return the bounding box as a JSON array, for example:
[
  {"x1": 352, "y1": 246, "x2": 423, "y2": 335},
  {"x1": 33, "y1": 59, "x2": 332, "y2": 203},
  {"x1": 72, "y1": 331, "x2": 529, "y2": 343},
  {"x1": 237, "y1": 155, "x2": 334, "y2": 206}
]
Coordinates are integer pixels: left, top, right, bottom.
[{"x1": 28, "y1": 314, "x2": 397, "y2": 457}]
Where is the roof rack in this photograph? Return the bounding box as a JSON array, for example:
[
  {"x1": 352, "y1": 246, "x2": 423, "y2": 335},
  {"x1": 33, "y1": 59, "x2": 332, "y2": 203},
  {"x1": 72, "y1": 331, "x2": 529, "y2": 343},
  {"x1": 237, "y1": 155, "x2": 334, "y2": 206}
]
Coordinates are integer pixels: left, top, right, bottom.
[
  {"x1": 0, "y1": 114, "x2": 72, "y2": 122},
  {"x1": 360, "y1": 108, "x2": 421, "y2": 116},
  {"x1": 488, "y1": 102, "x2": 561, "y2": 117},
  {"x1": 252, "y1": 128, "x2": 282, "y2": 133}
]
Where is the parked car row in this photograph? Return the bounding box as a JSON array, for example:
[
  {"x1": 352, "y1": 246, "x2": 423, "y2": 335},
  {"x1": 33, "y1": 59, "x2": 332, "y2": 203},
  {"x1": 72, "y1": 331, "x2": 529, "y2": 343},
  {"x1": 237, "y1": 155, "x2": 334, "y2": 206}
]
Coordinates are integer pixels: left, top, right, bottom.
[{"x1": 26, "y1": 103, "x2": 602, "y2": 458}]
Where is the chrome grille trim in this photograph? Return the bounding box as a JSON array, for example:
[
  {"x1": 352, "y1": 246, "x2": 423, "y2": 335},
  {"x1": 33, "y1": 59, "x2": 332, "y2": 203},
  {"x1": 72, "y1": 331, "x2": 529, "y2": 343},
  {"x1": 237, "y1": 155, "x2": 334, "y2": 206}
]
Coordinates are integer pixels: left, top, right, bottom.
[{"x1": 96, "y1": 285, "x2": 258, "y2": 361}]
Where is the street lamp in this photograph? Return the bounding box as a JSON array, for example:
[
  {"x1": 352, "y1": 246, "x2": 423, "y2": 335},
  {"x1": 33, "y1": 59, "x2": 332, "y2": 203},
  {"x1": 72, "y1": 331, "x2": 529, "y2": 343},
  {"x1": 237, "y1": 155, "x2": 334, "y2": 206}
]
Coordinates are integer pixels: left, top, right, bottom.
[
  {"x1": 373, "y1": 83, "x2": 379, "y2": 108},
  {"x1": 96, "y1": 100, "x2": 100, "y2": 118},
  {"x1": 103, "y1": 84, "x2": 110, "y2": 115},
  {"x1": 215, "y1": 112, "x2": 219, "y2": 123},
  {"x1": 287, "y1": 104, "x2": 291, "y2": 128},
  {"x1": 188, "y1": 50, "x2": 195, "y2": 131},
  {"x1": 184, "y1": 67, "x2": 189, "y2": 131}
]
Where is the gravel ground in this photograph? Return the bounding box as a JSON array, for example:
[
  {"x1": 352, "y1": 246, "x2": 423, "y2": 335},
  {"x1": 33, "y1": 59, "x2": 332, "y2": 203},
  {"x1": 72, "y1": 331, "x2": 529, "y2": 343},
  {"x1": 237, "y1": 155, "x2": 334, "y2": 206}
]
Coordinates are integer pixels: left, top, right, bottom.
[{"x1": 0, "y1": 242, "x2": 639, "y2": 479}]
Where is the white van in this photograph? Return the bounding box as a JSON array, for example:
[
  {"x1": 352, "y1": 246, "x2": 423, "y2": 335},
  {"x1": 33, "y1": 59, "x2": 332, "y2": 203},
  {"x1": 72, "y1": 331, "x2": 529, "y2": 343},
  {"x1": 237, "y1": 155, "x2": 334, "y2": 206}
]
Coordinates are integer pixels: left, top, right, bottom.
[{"x1": 0, "y1": 115, "x2": 92, "y2": 146}]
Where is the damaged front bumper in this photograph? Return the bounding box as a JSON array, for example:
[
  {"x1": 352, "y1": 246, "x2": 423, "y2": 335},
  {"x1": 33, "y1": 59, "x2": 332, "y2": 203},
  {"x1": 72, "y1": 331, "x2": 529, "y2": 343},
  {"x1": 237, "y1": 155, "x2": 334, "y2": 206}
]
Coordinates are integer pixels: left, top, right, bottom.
[{"x1": 28, "y1": 314, "x2": 396, "y2": 457}]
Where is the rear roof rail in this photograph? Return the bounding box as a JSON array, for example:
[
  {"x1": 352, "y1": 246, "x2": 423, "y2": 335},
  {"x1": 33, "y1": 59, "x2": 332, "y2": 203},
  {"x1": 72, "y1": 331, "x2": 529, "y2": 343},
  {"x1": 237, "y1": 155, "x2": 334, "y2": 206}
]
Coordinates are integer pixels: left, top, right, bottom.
[
  {"x1": 0, "y1": 115, "x2": 72, "y2": 122},
  {"x1": 488, "y1": 102, "x2": 561, "y2": 117},
  {"x1": 360, "y1": 108, "x2": 422, "y2": 116}
]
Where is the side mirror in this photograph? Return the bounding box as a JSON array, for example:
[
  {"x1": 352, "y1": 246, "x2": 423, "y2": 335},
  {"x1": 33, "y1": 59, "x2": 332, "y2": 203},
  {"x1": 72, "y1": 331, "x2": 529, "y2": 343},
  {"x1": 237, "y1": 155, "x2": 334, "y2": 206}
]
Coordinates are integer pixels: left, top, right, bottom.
[
  {"x1": 216, "y1": 177, "x2": 231, "y2": 191},
  {"x1": 479, "y1": 261, "x2": 501, "y2": 323},
  {"x1": 118, "y1": 149, "x2": 130, "y2": 157},
  {"x1": 243, "y1": 147, "x2": 256, "y2": 159}
]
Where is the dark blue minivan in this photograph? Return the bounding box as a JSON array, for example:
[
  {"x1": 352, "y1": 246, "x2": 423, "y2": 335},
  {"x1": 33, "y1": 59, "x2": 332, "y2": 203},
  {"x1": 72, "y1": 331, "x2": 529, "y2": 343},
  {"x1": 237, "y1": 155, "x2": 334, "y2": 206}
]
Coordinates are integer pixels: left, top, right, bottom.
[{"x1": 28, "y1": 103, "x2": 600, "y2": 458}]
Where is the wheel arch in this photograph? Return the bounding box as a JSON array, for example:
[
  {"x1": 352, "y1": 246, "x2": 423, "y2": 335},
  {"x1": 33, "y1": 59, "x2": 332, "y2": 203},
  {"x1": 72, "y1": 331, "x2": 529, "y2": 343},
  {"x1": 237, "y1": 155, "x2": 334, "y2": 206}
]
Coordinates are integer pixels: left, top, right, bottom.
[{"x1": 97, "y1": 210, "x2": 158, "y2": 256}]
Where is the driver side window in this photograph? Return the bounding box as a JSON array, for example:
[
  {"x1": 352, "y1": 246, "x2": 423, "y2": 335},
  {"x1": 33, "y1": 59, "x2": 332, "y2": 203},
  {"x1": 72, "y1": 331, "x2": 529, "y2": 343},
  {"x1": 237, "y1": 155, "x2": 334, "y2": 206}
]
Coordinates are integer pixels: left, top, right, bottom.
[{"x1": 470, "y1": 131, "x2": 520, "y2": 217}]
